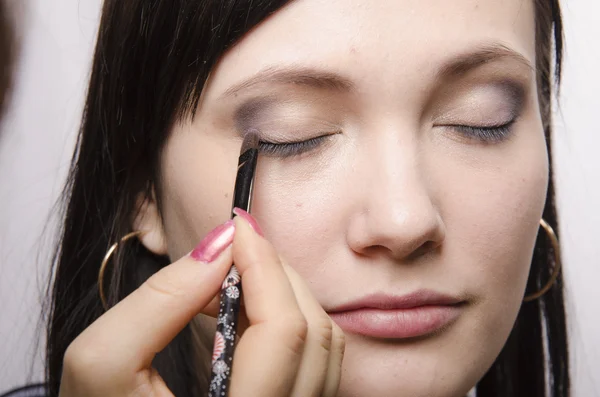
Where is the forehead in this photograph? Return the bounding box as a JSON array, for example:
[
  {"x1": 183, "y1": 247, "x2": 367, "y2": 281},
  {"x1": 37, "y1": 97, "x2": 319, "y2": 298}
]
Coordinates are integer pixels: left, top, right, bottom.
[{"x1": 206, "y1": 0, "x2": 536, "y2": 98}]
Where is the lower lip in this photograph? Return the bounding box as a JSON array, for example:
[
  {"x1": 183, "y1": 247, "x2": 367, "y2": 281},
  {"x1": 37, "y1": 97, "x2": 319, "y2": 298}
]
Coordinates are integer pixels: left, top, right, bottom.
[{"x1": 328, "y1": 305, "x2": 462, "y2": 339}]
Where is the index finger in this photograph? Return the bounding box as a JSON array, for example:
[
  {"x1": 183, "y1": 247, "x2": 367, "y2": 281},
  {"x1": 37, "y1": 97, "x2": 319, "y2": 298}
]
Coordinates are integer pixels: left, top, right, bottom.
[{"x1": 68, "y1": 245, "x2": 234, "y2": 381}]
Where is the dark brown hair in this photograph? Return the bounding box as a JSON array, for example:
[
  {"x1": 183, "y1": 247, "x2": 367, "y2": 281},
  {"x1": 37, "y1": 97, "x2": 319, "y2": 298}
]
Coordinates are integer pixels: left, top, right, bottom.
[
  {"x1": 45, "y1": 1, "x2": 568, "y2": 396},
  {"x1": 0, "y1": 0, "x2": 15, "y2": 116}
]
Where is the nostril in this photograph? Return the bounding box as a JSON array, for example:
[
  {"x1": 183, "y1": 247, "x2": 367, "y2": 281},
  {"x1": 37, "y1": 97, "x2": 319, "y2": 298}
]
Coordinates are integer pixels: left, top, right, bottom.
[
  {"x1": 405, "y1": 240, "x2": 442, "y2": 262},
  {"x1": 353, "y1": 238, "x2": 441, "y2": 262}
]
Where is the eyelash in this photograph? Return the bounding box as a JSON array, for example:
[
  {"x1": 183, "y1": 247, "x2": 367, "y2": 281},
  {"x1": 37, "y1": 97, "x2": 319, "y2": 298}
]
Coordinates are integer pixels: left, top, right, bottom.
[
  {"x1": 257, "y1": 119, "x2": 516, "y2": 157},
  {"x1": 450, "y1": 119, "x2": 516, "y2": 143},
  {"x1": 258, "y1": 135, "x2": 332, "y2": 157}
]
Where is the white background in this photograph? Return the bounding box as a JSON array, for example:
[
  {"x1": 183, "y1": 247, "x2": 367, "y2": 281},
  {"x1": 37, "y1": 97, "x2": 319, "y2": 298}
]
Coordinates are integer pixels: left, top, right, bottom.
[{"x1": 0, "y1": 0, "x2": 598, "y2": 395}]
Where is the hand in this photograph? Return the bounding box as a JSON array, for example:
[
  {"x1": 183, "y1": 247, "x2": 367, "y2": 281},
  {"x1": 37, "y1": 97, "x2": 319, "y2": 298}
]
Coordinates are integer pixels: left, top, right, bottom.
[{"x1": 59, "y1": 214, "x2": 345, "y2": 397}]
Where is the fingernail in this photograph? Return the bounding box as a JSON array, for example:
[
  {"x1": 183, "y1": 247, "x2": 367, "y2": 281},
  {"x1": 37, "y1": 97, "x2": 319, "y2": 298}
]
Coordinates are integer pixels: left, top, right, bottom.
[
  {"x1": 233, "y1": 208, "x2": 264, "y2": 236},
  {"x1": 190, "y1": 220, "x2": 235, "y2": 263}
]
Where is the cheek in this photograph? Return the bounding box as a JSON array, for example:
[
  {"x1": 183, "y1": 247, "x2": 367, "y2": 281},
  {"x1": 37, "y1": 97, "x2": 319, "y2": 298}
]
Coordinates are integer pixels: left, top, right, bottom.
[
  {"x1": 159, "y1": 124, "x2": 239, "y2": 259},
  {"x1": 251, "y1": 152, "x2": 354, "y2": 273},
  {"x1": 434, "y1": 125, "x2": 549, "y2": 335}
]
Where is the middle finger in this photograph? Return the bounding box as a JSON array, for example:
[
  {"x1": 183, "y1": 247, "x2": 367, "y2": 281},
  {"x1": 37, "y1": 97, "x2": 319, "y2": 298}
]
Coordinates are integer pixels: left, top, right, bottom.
[{"x1": 282, "y1": 262, "x2": 340, "y2": 397}]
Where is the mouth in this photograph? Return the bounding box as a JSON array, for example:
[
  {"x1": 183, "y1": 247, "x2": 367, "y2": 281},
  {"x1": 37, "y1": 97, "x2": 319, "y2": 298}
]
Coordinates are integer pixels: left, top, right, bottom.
[{"x1": 326, "y1": 290, "x2": 466, "y2": 339}]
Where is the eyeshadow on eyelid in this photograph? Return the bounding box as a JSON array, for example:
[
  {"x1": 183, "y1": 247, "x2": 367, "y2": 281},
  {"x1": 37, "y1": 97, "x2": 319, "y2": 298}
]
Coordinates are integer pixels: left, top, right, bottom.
[
  {"x1": 496, "y1": 80, "x2": 526, "y2": 110},
  {"x1": 234, "y1": 96, "x2": 280, "y2": 132},
  {"x1": 436, "y1": 80, "x2": 527, "y2": 124},
  {"x1": 467, "y1": 81, "x2": 525, "y2": 105},
  {"x1": 232, "y1": 94, "x2": 346, "y2": 138}
]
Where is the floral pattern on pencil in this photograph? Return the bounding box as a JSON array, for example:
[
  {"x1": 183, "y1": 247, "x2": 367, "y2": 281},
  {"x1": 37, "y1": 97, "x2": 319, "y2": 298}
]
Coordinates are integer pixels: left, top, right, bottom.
[
  {"x1": 222, "y1": 266, "x2": 241, "y2": 289},
  {"x1": 226, "y1": 286, "x2": 240, "y2": 299},
  {"x1": 209, "y1": 264, "x2": 242, "y2": 397},
  {"x1": 212, "y1": 332, "x2": 225, "y2": 364}
]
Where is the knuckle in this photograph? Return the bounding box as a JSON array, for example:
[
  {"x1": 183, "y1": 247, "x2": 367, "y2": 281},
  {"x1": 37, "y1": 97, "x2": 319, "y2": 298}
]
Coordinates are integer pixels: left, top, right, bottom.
[
  {"x1": 276, "y1": 315, "x2": 309, "y2": 356},
  {"x1": 332, "y1": 323, "x2": 346, "y2": 356},
  {"x1": 63, "y1": 339, "x2": 103, "y2": 377},
  {"x1": 309, "y1": 315, "x2": 334, "y2": 352},
  {"x1": 142, "y1": 267, "x2": 187, "y2": 300},
  {"x1": 62, "y1": 343, "x2": 80, "y2": 371}
]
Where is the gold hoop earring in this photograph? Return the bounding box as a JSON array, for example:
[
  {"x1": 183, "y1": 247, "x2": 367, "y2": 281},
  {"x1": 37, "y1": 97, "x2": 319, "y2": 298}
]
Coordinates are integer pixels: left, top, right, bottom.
[
  {"x1": 98, "y1": 231, "x2": 145, "y2": 310},
  {"x1": 523, "y1": 218, "x2": 561, "y2": 302}
]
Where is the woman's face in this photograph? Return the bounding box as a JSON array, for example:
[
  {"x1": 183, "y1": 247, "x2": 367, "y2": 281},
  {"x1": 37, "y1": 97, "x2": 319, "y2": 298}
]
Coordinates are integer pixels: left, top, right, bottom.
[{"x1": 138, "y1": 0, "x2": 548, "y2": 395}]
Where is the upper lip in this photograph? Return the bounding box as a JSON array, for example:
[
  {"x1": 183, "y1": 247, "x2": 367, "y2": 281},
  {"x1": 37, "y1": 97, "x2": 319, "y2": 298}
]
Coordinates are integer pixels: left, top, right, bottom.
[{"x1": 326, "y1": 290, "x2": 464, "y2": 313}]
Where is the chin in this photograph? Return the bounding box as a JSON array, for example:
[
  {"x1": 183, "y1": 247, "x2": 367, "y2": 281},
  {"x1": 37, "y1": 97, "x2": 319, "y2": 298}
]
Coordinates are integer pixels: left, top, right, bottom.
[{"x1": 335, "y1": 333, "x2": 489, "y2": 397}]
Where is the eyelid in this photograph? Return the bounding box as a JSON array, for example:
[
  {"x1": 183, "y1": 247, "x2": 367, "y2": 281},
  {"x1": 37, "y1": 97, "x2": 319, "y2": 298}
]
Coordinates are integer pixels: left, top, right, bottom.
[
  {"x1": 442, "y1": 117, "x2": 517, "y2": 143},
  {"x1": 247, "y1": 115, "x2": 342, "y2": 139},
  {"x1": 232, "y1": 93, "x2": 347, "y2": 136},
  {"x1": 258, "y1": 132, "x2": 339, "y2": 157},
  {"x1": 437, "y1": 117, "x2": 516, "y2": 129},
  {"x1": 257, "y1": 128, "x2": 341, "y2": 144},
  {"x1": 432, "y1": 81, "x2": 526, "y2": 125}
]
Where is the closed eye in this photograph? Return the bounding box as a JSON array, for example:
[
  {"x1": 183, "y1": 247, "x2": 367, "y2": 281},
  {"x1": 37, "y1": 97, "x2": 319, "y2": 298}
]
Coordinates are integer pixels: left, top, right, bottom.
[
  {"x1": 448, "y1": 119, "x2": 516, "y2": 142},
  {"x1": 258, "y1": 134, "x2": 335, "y2": 157}
]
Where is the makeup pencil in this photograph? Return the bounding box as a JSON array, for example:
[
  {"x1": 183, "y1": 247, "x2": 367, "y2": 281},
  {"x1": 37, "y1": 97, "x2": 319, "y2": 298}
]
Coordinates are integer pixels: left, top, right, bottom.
[{"x1": 208, "y1": 131, "x2": 260, "y2": 397}]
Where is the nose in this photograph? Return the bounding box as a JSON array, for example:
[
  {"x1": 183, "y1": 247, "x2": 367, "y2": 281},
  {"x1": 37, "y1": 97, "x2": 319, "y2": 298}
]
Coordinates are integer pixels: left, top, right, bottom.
[{"x1": 346, "y1": 134, "x2": 445, "y2": 262}]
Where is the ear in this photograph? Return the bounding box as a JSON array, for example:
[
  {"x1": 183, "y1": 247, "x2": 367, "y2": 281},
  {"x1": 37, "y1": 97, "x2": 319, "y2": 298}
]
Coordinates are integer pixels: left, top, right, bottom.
[{"x1": 133, "y1": 188, "x2": 168, "y2": 256}]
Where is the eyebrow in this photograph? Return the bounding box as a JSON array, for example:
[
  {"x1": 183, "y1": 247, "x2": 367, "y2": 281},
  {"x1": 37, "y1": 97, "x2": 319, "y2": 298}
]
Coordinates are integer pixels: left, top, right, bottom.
[
  {"x1": 437, "y1": 43, "x2": 534, "y2": 79},
  {"x1": 222, "y1": 66, "x2": 355, "y2": 98}
]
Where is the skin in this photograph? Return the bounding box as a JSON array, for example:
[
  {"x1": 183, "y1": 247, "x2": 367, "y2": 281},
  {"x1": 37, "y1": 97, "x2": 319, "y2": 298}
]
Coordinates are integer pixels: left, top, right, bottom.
[
  {"x1": 63, "y1": 1, "x2": 549, "y2": 396},
  {"x1": 61, "y1": 217, "x2": 345, "y2": 396}
]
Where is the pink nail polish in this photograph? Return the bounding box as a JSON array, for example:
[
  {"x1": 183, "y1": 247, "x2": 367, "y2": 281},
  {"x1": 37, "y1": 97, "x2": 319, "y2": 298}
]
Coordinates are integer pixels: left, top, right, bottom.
[
  {"x1": 232, "y1": 208, "x2": 264, "y2": 236},
  {"x1": 190, "y1": 220, "x2": 235, "y2": 263}
]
